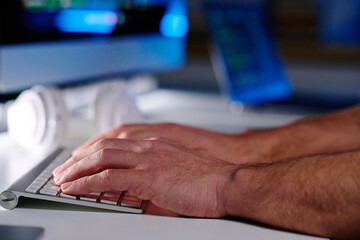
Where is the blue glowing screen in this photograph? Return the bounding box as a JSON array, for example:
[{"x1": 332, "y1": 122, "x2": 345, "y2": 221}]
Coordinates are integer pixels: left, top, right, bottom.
[
  {"x1": 20, "y1": 0, "x2": 188, "y2": 38},
  {"x1": 206, "y1": 2, "x2": 292, "y2": 105}
]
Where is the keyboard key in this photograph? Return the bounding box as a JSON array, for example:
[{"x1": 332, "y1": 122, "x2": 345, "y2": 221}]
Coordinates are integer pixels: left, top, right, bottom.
[
  {"x1": 37, "y1": 175, "x2": 51, "y2": 182},
  {"x1": 120, "y1": 192, "x2": 142, "y2": 208},
  {"x1": 100, "y1": 192, "x2": 122, "y2": 205},
  {"x1": 120, "y1": 199, "x2": 142, "y2": 209},
  {"x1": 39, "y1": 188, "x2": 60, "y2": 196},
  {"x1": 60, "y1": 193, "x2": 77, "y2": 200},
  {"x1": 31, "y1": 180, "x2": 44, "y2": 186},
  {"x1": 25, "y1": 185, "x2": 40, "y2": 194},
  {"x1": 123, "y1": 196, "x2": 141, "y2": 203},
  {"x1": 79, "y1": 193, "x2": 101, "y2": 202},
  {"x1": 25, "y1": 149, "x2": 71, "y2": 195},
  {"x1": 43, "y1": 184, "x2": 61, "y2": 192},
  {"x1": 46, "y1": 178, "x2": 58, "y2": 187},
  {"x1": 21, "y1": 148, "x2": 146, "y2": 213}
]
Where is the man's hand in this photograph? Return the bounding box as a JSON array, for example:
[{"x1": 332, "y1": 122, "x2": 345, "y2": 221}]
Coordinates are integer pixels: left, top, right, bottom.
[
  {"x1": 73, "y1": 123, "x2": 244, "y2": 163},
  {"x1": 53, "y1": 136, "x2": 360, "y2": 239},
  {"x1": 53, "y1": 138, "x2": 238, "y2": 217},
  {"x1": 73, "y1": 123, "x2": 279, "y2": 164},
  {"x1": 72, "y1": 106, "x2": 360, "y2": 165},
  {"x1": 52, "y1": 105, "x2": 360, "y2": 240}
]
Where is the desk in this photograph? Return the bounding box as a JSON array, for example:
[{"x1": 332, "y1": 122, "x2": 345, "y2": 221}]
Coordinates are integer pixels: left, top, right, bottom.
[{"x1": 0, "y1": 90, "x2": 326, "y2": 240}]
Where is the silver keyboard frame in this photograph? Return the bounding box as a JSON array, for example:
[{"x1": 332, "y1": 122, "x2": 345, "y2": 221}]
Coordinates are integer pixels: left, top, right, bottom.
[{"x1": 0, "y1": 148, "x2": 145, "y2": 214}]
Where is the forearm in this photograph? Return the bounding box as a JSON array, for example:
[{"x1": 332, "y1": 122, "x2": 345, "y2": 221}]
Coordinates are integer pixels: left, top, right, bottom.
[
  {"x1": 236, "y1": 106, "x2": 360, "y2": 163},
  {"x1": 223, "y1": 150, "x2": 360, "y2": 239}
]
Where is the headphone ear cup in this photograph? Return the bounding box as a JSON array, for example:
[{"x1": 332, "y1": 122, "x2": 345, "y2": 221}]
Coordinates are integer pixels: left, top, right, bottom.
[
  {"x1": 94, "y1": 84, "x2": 143, "y2": 134},
  {"x1": 7, "y1": 89, "x2": 47, "y2": 150},
  {"x1": 7, "y1": 86, "x2": 67, "y2": 153},
  {"x1": 33, "y1": 86, "x2": 68, "y2": 153}
]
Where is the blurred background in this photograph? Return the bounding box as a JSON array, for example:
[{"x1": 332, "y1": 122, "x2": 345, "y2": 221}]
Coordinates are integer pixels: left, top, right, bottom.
[
  {"x1": 159, "y1": 0, "x2": 360, "y2": 112},
  {"x1": 0, "y1": 0, "x2": 360, "y2": 156},
  {"x1": 1, "y1": 0, "x2": 360, "y2": 122}
]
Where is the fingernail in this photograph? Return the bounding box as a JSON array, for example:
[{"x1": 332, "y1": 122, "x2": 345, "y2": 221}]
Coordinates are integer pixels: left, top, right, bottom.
[
  {"x1": 53, "y1": 165, "x2": 65, "y2": 176},
  {"x1": 53, "y1": 168, "x2": 61, "y2": 176},
  {"x1": 54, "y1": 173, "x2": 64, "y2": 184},
  {"x1": 53, "y1": 157, "x2": 72, "y2": 175},
  {"x1": 61, "y1": 182, "x2": 73, "y2": 191}
]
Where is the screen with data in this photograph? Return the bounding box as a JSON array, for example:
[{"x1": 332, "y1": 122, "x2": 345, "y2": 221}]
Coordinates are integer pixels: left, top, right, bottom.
[
  {"x1": 22, "y1": 0, "x2": 127, "y2": 9},
  {"x1": 205, "y1": 2, "x2": 292, "y2": 105},
  {"x1": 0, "y1": 0, "x2": 165, "y2": 45}
]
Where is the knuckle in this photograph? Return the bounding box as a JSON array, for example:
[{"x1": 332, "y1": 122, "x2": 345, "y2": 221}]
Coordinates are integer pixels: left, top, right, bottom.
[
  {"x1": 68, "y1": 164, "x2": 78, "y2": 175},
  {"x1": 147, "y1": 136, "x2": 161, "y2": 141},
  {"x1": 118, "y1": 130, "x2": 133, "y2": 139},
  {"x1": 137, "y1": 140, "x2": 153, "y2": 152},
  {"x1": 150, "y1": 138, "x2": 169, "y2": 150},
  {"x1": 94, "y1": 157, "x2": 104, "y2": 171},
  {"x1": 82, "y1": 175, "x2": 91, "y2": 187},
  {"x1": 146, "y1": 137, "x2": 169, "y2": 146},
  {"x1": 101, "y1": 169, "x2": 115, "y2": 190},
  {"x1": 94, "y1": 139, "x2": 108, "y2": 149},
  {"x1": 114, "y1": 124, "x2": 137, "y2": 135},
  {"x1": 98, "y1": 148, "x2": 111, "y2": 162},
  {"x1": 70, "y1": 154, "x2": 79, "y2": 163}
]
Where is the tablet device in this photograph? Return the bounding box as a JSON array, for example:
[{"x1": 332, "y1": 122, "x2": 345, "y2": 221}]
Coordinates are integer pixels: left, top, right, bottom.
[{"x1": 205, "y1": 2, "x2": 292, "y2": 106}]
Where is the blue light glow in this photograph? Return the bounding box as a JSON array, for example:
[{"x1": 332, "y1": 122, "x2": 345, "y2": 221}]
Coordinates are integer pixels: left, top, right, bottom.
[
  {"x1": 55, "y1": 10, "x2": 118, "y2": 34},
  {"x1": 160, "y1": 0, "x2": 189, "y2": 38},
  {"x1": 160, "y1": 14, "x2": 189, "y2": 38}
]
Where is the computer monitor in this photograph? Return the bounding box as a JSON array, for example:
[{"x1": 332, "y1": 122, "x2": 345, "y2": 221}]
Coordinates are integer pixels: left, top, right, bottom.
[{"x1": 0, "y1": 0, "x2": 189, "y2": 93}]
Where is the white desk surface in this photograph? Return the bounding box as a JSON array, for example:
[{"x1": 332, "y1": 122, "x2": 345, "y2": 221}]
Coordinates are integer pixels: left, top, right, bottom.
[{"x1": 0, "y1": 90, "x2": 326, "y2": 240}]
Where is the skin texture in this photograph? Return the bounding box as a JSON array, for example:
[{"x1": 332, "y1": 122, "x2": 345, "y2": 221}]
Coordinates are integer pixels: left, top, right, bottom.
[
  {"x1": 225, "y1": 151, "x2": 360, "y2": 240},
  {"x1": 72, "y1": 106, "x2": 360, "y2": 164},
  {"x1": 53, "y1": 106, "x2": 360, "y2": 240},
  {"x1": 54, "y1": 138, "x2": 238, "y2": 217}
]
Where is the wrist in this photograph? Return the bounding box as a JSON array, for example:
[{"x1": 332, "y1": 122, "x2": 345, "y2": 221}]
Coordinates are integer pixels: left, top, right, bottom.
[
  {"x1": 234, "y1": 128, "x2": 287, "y2": 164},
  {"x1": 221, "y1": 166, "x2": 253, "y2": 218}
]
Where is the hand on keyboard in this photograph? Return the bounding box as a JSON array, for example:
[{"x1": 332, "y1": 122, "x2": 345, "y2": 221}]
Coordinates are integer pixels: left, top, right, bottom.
[
  {"x1": 70, "y1": 123, "x2": 271, "y2": 165},
  {"x1": 24, "y1": 148, "x2": 144, "y2": 211},
  {"x1": 53, "y1": 137, "x2": 239, "y2": 218}
]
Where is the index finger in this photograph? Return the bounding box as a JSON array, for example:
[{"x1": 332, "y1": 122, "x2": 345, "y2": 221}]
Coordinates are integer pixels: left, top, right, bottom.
[
  {"x1": 73, "y1": 126, "x2": 121, "y2": 154},
  {"x1": 73, "y1": 124, "x2": 148, "y2": 154},
  {"x1": 55, "y1": 147, "x2": 143, "y2": 185},
  {"x1": 54, "y1": 138, "x2": 147, "y2": 176},
  {"x1": 61, "y1": 169, "x2": 142, "y2": 195}
]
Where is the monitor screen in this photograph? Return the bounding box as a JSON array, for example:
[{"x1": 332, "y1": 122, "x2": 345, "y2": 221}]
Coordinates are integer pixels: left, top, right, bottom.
[
  {"x1": 1, "y1": 0, "x2": 165, "y2": 45},
  {"x1": 205, "y1": 2, "x2": 292, "y2": 105},
  {"x1": 0, "y1": 0, "x2": 188, "y2": 93}
]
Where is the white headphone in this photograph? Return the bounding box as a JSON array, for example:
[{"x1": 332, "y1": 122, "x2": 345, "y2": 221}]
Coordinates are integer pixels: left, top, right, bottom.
[{"x1": 7, "y1": 81, "x2": 143, "y2": 153}]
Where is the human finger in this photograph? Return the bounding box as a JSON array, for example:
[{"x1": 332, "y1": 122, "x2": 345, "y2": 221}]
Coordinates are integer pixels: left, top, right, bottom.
[
  {"x1": 54, "y1": 148, "x2": 141, "y2": 185},
  {"x1": 118, "y1": 123, "x2": 231, "y2": 155},
  {"x1": 116, "y1": 124, "x2": 154, "y2": 139},
  {"x1": 53, "y1": 138, "x2": 148, "y2": 176},
  {"x1": 72, "y1": 125, "x2": 126, "y2": 154},
  {"x1": 73, "y1": 133, "x2": 116, "y2": 155},
  {"x1": 73, "y1": 138, "x2": 147, "y2": 163},
  {"x1": 60, "y1": 169, "x2": 142, "y2": 195},
  {"x1": 118, "y1": 123, "x2": 195, "y2": 142}
]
